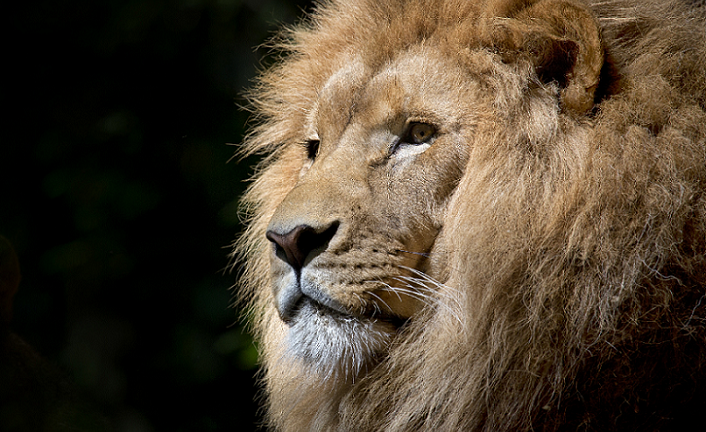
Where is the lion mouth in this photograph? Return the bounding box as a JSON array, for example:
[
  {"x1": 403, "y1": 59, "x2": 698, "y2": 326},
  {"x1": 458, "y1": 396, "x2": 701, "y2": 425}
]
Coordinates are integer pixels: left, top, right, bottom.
[
  {"x1": 276, "y1": 267, "x2": 410, "y2": 329},
  {"x1": 288, "y1": 296, "x2": 347, "y2": 323},
  {"x1": 276, "y1": 277, "x2": 344, "y2": 324},
  {"x1": 288, "y1": 292, "x2": 409, "y2": 330}
]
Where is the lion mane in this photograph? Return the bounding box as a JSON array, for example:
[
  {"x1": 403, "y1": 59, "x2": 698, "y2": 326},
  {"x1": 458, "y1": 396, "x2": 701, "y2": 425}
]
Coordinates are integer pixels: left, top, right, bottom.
[{"x1": 235, "y1": 0, "x2": 706, "y2": 430}]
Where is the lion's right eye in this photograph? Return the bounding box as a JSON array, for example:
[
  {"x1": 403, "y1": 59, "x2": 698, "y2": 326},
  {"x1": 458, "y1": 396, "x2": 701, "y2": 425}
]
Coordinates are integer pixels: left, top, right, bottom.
[
  {"x1": 391, "y1": 122, "x2": 437, "y2": 156},
  {"x1": 407, "y1": 123, "x2": 436, "y2": 145},
  {"x1": 400, "y1": 122, "x2": 436, "y2": 147}
]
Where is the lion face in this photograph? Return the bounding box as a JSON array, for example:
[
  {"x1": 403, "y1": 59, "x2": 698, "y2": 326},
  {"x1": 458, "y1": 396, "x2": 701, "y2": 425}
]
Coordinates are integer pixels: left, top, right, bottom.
[
  {"x1": 254, "y1": 0, "x2": 608, "y2": 385},
  {"x1": 264, "y1": 48, "x2": 487, "y2": 378}
]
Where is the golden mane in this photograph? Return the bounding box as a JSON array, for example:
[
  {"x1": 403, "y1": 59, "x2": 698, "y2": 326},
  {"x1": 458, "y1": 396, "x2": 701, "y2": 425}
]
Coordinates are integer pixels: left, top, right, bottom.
[{"x1": 236, "y1": 0, "x2": 706, "y2": 430}]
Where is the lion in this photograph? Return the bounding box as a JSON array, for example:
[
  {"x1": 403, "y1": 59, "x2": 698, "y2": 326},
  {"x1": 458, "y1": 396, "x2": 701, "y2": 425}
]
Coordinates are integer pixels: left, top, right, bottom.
[{"x1": 234, "y1": 0, "x2": 706, "y2": 430}]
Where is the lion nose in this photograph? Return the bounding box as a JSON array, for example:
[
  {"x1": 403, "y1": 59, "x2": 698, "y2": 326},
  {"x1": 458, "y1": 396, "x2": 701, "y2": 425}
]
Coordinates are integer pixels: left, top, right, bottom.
[{"x1": 266, "y1": 223, "x2": 338, "y2": 272}]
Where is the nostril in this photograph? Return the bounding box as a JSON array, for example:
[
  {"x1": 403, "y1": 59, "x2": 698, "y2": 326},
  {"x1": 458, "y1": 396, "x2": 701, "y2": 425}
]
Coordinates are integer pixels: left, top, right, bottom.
[
  {"x1": 266, "y1": 226, "x2": 311, "y2": 270},
  {"x1": 266, "y1": 222, "x2": 339, "y2": 272}
]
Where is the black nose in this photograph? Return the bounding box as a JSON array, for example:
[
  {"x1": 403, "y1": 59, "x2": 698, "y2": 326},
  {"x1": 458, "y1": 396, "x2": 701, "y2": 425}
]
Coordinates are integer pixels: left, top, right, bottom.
[{"x1": 266, "y1": 222, "x2": 338, "y2": 272}]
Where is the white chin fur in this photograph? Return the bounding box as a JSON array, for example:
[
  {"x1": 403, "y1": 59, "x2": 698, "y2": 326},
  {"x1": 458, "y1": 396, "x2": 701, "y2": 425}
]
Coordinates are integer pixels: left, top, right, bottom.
[{"x1": 284, "y1": 302, "x2": 396, "y2": 382}]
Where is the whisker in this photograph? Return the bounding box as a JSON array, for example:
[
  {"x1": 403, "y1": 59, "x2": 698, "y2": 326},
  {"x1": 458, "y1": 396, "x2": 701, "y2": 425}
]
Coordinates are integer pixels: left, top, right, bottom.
[
  {"x1": 391, "y1": 268, "x2": 465, "y2": 325},
  {"x1": 367, "y1": 291, "x2": 394, "y2": 315},
  {"x1": 395, "y1": 249, "x2": 431, "y2": 257},
  {"x1": 362, "y1": 266, "x2": 464, "y2": 326},
  {"x1": 366, "y1": 281, "x2": 435, "y2": 309},
  {"x1": 383, "y1": 284, "x2": 435, "y2": 305}
]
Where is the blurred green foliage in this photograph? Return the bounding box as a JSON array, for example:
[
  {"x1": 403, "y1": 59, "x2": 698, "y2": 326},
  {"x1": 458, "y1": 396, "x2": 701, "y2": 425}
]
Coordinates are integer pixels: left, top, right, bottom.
[{"x1": 2, "y1": 0, "x2": 312, "y2": 430}]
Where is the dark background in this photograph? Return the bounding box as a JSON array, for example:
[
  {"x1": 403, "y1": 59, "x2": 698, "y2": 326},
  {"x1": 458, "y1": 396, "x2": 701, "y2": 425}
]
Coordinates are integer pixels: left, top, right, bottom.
[{"x1": 1, "y1": 0, "x2": 312, "y2": 430}]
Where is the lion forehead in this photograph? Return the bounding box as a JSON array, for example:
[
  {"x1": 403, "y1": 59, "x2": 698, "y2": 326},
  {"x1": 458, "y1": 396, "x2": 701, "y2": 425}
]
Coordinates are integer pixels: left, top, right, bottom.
[
  {"x1": 312, "y1": 60, "x2": 368, "y2": 134},
  {"x1": 314, "y1": 49, "x2": 490, "y2": 139}
]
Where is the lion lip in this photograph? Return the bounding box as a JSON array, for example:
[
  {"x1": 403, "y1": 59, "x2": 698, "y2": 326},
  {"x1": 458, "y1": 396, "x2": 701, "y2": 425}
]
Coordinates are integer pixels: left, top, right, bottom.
[
  {"x1": 300, "y1": 278, "x2": 405, "y2": 324},
  {"x1": 298, "y1": 297, "x2": 408, "y2": 329},
  {"x1": 278, "y1": 280, "x2": 407, "y2": 329},
  {"x1": 276, "y1": 277, "x2": 349, "y2": 324},
  {"x1": 300, "y1": 278, "x2": 350, "y2": 312},
  {"x1": 277, "y1": 271, "x2": 410, "y2": 327}
]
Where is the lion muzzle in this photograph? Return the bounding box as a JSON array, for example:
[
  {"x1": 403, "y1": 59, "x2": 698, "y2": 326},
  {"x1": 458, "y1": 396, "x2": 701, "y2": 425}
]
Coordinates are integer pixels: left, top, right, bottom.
[{"x1": 266, "y1": 222, "x2": 339, "y2": 322}]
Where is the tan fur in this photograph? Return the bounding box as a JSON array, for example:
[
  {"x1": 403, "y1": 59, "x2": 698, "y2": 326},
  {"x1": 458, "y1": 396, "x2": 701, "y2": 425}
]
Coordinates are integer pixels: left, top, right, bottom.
[{"x1": 235, "y1": 0, "x2": 706, "y2": 430}]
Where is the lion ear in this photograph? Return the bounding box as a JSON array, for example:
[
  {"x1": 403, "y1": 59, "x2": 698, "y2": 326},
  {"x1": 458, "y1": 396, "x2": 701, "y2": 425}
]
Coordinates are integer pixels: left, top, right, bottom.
[{"x1": 485, "y1": 0, "x2": 604, "y2": 115}]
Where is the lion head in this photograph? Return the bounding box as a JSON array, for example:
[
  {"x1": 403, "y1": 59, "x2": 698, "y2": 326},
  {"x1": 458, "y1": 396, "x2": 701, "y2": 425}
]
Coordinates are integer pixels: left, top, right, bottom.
[{"x1": 235, "y1": 0, "x2": 706, "y2": 430}]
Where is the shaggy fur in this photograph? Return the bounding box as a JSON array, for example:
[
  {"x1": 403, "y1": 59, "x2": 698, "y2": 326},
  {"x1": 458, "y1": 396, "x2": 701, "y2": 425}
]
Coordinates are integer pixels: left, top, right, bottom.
[{"x1": 235, "y1": 0, "x2": 706, "y2": 430}]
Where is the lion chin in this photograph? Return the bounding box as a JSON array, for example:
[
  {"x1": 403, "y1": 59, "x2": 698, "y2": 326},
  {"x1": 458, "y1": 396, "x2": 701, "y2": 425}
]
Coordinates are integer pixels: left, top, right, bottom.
[
  {"x1": 284, "y1": 300, "x2": 397, "y2": 381},
  {"x1": 236, "y1": 0, "x2": 706, "y2": 430}
]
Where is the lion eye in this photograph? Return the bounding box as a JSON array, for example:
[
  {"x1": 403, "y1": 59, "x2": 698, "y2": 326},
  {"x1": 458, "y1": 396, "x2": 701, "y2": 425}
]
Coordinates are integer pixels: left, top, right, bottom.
[
  {"x1": 304, "y1": 138, "x2": 320, "y2": 160},
  {"x1": 404, "y1": 122, "x2": 436, "y2": 145}
]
